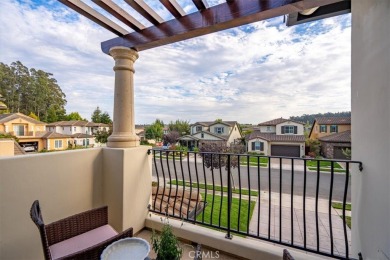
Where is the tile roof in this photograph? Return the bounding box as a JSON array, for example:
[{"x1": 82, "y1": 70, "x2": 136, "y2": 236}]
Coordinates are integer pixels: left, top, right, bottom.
[
  {"x1": 191, "y1": 121, "x2": 238, "y2": 127},
  {"x1": 47, "y1": 121, "x2": 89, "y2": 127},
  {"x1": 247, "y1": 131, "x2": 305, "y2": 142},
  {"x1": 315, "y1": 117, "x2": 351, "y2": 125},
  {"x1": 35, "y1": 131, "x2": 71, "y2": 139},
  {"x1": 0, "y1": 113, "x2": 46, "y2": 125},
  {"x1": 258, "y1": 118, "x2": 304, "y2": 126},
  {"x1": 71, "y1": 133, "x2": 95, "y2": 138},
  {"x1": 319, "y1": 130, "x2": 351, "y2": 143}
]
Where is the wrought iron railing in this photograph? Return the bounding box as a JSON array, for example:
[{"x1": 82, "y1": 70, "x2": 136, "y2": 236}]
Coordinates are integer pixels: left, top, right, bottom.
[{"x1": 148, "y1": 149, "x2": 362, "y2": 259}]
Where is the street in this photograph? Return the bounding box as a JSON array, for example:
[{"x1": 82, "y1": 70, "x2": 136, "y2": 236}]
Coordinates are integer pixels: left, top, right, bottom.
[{"x1": 152, "y1": 157, "x2": 351, "y2": 202}]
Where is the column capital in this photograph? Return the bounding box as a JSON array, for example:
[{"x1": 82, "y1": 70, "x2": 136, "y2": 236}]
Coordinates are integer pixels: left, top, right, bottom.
[{"x1": 109, "y1": 47, "x2": 139, "y2": 62}]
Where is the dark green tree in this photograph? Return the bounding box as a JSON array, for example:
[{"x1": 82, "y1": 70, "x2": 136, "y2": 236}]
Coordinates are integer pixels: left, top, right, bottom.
[
  {"x1": 145, "y1": 119, "x2": 164, "y2": 141},
  {"x1": 95, "y1": 128, "x2": 112, "y2": 143},
  {"x1": 66, "y1": 112, "x2": 84, "y2": 121},
  {"x1": 168, "y1": 119, "x2": 190, "y2": 136},
  {"x1": 100, "y1": 112, "x2": 112, "y2": 124},
  {"x1": 91, "y1": 106, "x2": 102, "y2": 123}
]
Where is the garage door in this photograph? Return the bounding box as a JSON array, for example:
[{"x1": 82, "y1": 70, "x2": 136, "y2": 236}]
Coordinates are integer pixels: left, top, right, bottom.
[
  {"x1": 271, "y1": 145, "x2": 300, "y2": 157},
  {"x1": 333, "y1": 146, "x2": 351, "y2": 159}
]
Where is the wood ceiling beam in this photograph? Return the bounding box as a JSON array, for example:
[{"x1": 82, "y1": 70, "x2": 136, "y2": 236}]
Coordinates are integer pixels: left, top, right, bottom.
[
  {"x1": 124, "y1": 0, "x2": 164, "y2": 26},
  {"x1": 59, "y1": 0, "x2": 129, "y2": 36},
  {"x1": 192, "y1": 0, "x2": 208, "y2": 11},
  {"x1": 101, "y1": 0, "x2": 340, "y2": 53},
  {"x1": 160, "y1": 0, "x2": 186, "y2": 18},
  {"x1": 92, "y1": 0, "x2": 145, "y2": 31}
]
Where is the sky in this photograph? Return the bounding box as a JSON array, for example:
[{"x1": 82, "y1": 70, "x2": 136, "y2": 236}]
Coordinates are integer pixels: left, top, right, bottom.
[{"x1": 0, "y1": 0, "x2": 351, "y2": 124}]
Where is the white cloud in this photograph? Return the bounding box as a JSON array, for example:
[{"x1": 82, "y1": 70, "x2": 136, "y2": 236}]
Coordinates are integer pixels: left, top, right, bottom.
[{"x1": 0, "y1": 0, "x2": 351, "y2": 124}]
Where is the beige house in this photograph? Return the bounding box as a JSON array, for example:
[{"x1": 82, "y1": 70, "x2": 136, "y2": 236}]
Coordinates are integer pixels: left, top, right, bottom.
[
  {"x1": 0, "y1": 113, "x2": 47, "y2": 152},
  {"x1": 178, "y1": 121, "x2": 242, "y2": 149},
  {"x1": 47, "y1": 121, "x2": 110, "y2": 136},
  {"x1": 309, "y1": 117, "x2": 352, "y2": 159},
  {"x1": 247, "y1": 118, "x2": 305, "y2": 157}
]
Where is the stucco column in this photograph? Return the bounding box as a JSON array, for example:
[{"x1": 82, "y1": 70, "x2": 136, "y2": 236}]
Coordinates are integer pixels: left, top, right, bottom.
[{"x1": 107, "y1": 47, "x2": 139, "y2": 148}]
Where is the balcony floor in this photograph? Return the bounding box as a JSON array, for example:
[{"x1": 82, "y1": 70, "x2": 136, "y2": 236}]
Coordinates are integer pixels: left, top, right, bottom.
[{"x1": 137, "y1": 229, "x2": 241, "y2": 259}]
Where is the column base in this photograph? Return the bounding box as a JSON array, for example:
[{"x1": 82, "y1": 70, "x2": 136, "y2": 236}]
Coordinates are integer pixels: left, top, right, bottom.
[{"x1": 107, "y1": 134, "x2": 140, "y2": 148}]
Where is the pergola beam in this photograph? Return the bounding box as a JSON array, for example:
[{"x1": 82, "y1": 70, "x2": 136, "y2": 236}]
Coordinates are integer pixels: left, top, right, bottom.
[
  {"x1": 192, "y1": 0, "x2": 208, "y2": 10},
  {"x1": 92, "y1": 0, "x2": 145, "y2": 31},
  {"x1": 124, "y1": 0, "x2": 164, "y2": 26},
  {"x1": 58, "y1": 0, "x2": 129, "y2": 36},
  {"x1": 101, "y1": 0, "x2": 341, "y2": 53},
  {"x1": 160, "y1": 0, "x2": 186, "y2": 18}
]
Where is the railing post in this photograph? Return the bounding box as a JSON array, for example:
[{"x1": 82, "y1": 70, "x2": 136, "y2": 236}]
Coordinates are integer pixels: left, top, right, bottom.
[{"x1": 225, "y1": 154, "x2": 232, "y2": 239}]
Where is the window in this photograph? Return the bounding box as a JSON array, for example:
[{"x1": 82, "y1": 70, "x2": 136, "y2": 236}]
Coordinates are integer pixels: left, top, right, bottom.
[
  {"x1": 330, "y1": 125, "x2": 338, "y2": 133},
  {"x1": 320, "y1": 125, "x2": 327, "y2": 133},
  {"x1": 251, "y1": 141, "x2": 264, "y2": 151},
  {"x1": 266, "y1": 126, "x2": 271, "y2": 131},
  {"x1": 55, "y1": 140, "x2": 63, "y2": 149},
  {"x1": 282, "y1": 125, "x2": 297, "y2": 134},
  {"x1": 201, "y1": 133, "x2": 204, "y2": 138},
  {"x1": 196, "y1": 126, "x2": 202, "y2": 132},
  {"x1": 74, "y1": 127, "x2": 76, "y2": 131},
  {"x1": 13, "y1": 125, "x2": 25, "y2": 136},
  {"x1": 215, "y1": 127, "x2": 224, "y2": 134}
]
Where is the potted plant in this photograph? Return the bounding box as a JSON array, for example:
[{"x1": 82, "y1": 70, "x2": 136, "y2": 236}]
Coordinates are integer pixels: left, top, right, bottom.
[{"x1": 151, "y1": 223, "x2": 182, "y2": 260}]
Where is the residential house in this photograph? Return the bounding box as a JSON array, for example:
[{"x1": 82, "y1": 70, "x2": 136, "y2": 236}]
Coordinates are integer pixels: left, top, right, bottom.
[
  {"x1": 47, "y1": 121, "x2": 110, "y2": 135},
  {"x1": 309, "y1": 117, "x2": 351, "y2": 159},
  {"x1": 36, "y1": 132, "x2": 71, "y2": 151},
  {"x1": 71, "y1": 133, "x2": 96, "y2": 148},
  {"x1": 178, "y1": 121, "x2": 242, "y2": 149},
  {"x1": 0, "y1": 113, "x2": 47, "y2": 151},
  {"x1": 247, "y1": 118, "x2": 305, "y2": 157}
]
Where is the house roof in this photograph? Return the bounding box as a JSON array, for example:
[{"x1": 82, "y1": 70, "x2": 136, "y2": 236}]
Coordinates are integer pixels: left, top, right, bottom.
[
  {"x1": 258, "y1": 118, "x2": 304, "y2": 126},
  {"x1": 71, "y1": 133, "x2": 95, "y2": 138},
  {"x1": 47, "y1": 121, "x2": 88, "y2": 127},
  {"x1": 191, "y1": 121, "x2": 237, "y2": 127},
  {"x1": 0, "y1": 113, "x2": 46, "y2": 125},
  {"x1": 315, "y1": 117, "x2": 351, "y2": 125},
  {"x1": 35, "y1": 131, "x2": 71, "y2": 139},
  {"x1": 247, "y1": 131, "x2": 305, "y2": 143},
  {"x1": 318, "y1": 130, "x2": 351, "y2": 143}
]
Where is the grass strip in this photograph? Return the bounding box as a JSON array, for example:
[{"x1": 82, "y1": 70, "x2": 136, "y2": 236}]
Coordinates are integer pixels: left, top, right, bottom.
[
  {"x1": 308, "y1": 167, "x2": 346, "y2": 173},
  {"x1": 197, "y1": 193, "x2": 256, "y2": 233},
  {"x1": 307, "y1": 160, "x2": 343, "y2": 169},
  {"x1": 332, "y1": 202, "x2": 352, "y2": 211},
  {"x1": 170, "y1": 180, "x2": 258, "y2": 196}
]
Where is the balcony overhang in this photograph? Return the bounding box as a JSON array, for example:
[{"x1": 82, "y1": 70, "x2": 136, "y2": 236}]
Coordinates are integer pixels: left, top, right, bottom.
[{"x1": 58, "y1": 0, "x2": 345, "y2": 54}]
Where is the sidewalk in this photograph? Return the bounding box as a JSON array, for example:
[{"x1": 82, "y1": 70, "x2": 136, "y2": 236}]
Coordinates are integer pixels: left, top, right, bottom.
[{"x1": 248, "y1": 191, "x2": 351, "y2": 256}]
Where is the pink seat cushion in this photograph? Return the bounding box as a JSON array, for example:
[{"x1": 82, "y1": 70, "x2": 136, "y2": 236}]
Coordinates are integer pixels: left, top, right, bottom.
[{"x1": 49, "y1": 224, "x2": 118, "y2": 260}]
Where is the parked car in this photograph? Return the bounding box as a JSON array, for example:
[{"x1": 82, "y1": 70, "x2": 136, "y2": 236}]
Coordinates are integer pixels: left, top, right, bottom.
[{"x1": 22, "y1": 144, "x2": 36, "y2": 152}]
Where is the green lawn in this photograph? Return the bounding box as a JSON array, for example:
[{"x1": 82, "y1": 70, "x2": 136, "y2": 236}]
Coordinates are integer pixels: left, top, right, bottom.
[
  {"x1": 332, "y1": 202, "x2": 352, "y2": 211},
  {"x1": 170, "y1": 180, "x2": 258, "y2": 196},
  {"x1": 345, "y1": 216, "x2": 351, "y2": 229},
  {"x1": 307, "y1": 160, "x2": 343, "y2": 168},
  {"x1": 197, "y1": 193, "x2": 256, "y2": 233},
  {"x1": 240, "y1": 156, "x2": 268, "y2": 167}
]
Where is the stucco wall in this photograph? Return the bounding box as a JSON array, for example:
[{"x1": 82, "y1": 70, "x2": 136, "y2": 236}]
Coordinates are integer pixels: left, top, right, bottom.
[
  {"x1": 247, "y1": 138, "x2": 269, "y2": 154},
  {"x1": 227, "y1": 124, "x2": 242, "y2": 145},
  {"x1": 0, "y1": 149, "x2": 104, "y2": 259},
  {"x1": 209, "y1": 123, "x2": 231, "y2": 135},
  {"x1": 0, "y1": 139, "x2": 14, "y2": 157},
  {"x1": 351, "y1": 1, "x2": 390, "y2": 259},
  {"x1": 311, "y1": 122, "x2": 351, "y2": 139},
  {"x1": 275, "y1": 121, "x2": 304, "y2": 135},
  {"x1": 259, "y1": 125, "x2": 276, "y2": 133},
  {"x1": 1, "y1": 118, "x2": 46, "y2": 136}
]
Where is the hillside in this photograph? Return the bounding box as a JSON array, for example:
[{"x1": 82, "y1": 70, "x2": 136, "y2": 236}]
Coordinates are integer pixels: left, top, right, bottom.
[{"x1": 290, "y1": 111, "x2": 351, "y2": 125}]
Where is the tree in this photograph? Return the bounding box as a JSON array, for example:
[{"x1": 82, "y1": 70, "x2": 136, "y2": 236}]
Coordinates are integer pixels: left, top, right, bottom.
[
  {"x1": 145, "y1": 119, "x2": 164, "y2": 141},
  {"x1": 95, "y1": 128, "x2": 112, "y2": 143},
  {"x1": 163, "y1": 131, "x2": 180, "y2": 145},
  {"x1": 66, "y1": 112, "x2": 84, "y2": 121},
  {"x1": 168, "y1": 120, "x2": 190, "y2": 136},
  {"x1": 28, "y1": 112, "x2": 39, "y2": 121},
  {"x1": 91, "y1": 107, "x2": 112, "y2": 124},
  {"x1": 306, "y1": 139, "x2": 321, "y2": 157},
  {"x1": 91, "y1": 106, "x2": 102, "y2": 123}
]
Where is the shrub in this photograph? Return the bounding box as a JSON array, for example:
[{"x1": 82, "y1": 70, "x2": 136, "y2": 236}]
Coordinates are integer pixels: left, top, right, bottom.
[{"x1": 151, "y1": 224, "x2": 182, "y2": 260}]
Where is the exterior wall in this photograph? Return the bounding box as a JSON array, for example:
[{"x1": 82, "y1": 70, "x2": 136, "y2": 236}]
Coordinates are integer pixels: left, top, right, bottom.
[
  {"x1": 259, "y1": 125, "x2": 276, "y2": 133},
  {"x1": 351, "y1": 1, "x2": 390, "y2": 259},
  {"x1": 0, "y1": 149, "x2": 104, "y2": 259},
  {"x1": 275, "y1": 121, "x2": 304, "y2": 135},
  {"x1": 227, "y1": 124, "x2": 242, "y2": 145},
  {"x1": 193, "y1": 132, "x2": 224, "y2": 141},
  {"x1": 247, "y1": 138, "x2": 269, "y2": 154},
  {"x1": 310, "y1": 122, "x2": 351, "y2": 140},
  {"x1": 191, "y1": 125, "x2": 205, "y2": 134},
  {"x1": 73, "y1": 137, "x2": 96, "y2": 147},
  {"x1": 209, "y1": 123, "x2": 231, "y2": 135},
  {"x1": 0, "y1": 139, "x2": 14, "y2": 156},
  {"x1": 321, "y1": 142, "x2": 350, "y2": 159},
  {"x1": 1, "y1": 118, "x2": 46, "y2": 136},
  {"x1": 47, "y1": 138, "x2": 69, "y2": 150}
]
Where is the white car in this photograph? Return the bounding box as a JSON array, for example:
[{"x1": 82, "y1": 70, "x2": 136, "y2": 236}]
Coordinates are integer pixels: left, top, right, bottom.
[{"x1": 22, "y1": 144, "x2": 35, "y2": 152}]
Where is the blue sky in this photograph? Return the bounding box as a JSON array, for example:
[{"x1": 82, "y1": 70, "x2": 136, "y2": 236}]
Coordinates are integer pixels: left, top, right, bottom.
[{"x1": 0, "y1": 0, "x2": 351, "y2": 124}]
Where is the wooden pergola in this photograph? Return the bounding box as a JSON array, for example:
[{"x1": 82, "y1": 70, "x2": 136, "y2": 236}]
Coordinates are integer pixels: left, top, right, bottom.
[
  {"x1": 57, "y1": 0, "x2": 350, "y2": 149},
  {"x1": 59, "y1": 0, "x2": 350, "y2": 53}
]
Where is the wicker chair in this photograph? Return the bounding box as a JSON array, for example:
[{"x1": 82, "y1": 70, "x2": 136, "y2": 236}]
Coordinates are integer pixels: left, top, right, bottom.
[
  {"x1": 283, "y1": 249, "x2": 294, "y2": 260},
  {"x1": 30, "y1": 200, "x2": 133, "y2": 260}
]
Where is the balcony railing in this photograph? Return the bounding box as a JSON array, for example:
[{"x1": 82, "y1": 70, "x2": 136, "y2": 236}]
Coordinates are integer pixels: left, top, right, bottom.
[{"x1": 148, "y1": 149, "x2": 362, "y2": 259}]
